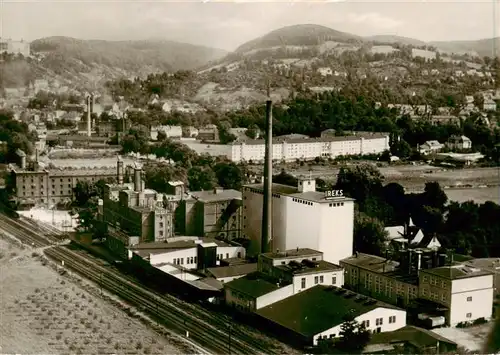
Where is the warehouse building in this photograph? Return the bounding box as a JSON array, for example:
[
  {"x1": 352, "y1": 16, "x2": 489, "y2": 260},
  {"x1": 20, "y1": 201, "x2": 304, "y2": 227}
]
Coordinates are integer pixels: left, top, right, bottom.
[
  {"x1": 257, "y1": 285, "x2": 406, "y2": 347},
  {"x1": 242, "y1": 177, "x2": 354, "y2": 264},
  {"x1": 10, "y1": 149, "x2": 116, "y2": 208}
]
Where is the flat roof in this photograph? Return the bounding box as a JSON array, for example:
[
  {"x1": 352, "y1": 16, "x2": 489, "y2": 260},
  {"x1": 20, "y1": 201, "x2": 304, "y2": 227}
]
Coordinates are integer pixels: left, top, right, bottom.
[
  {"x1": 275, "y1": 260, "x2": 343, "y2": 276},
  {"x1": 236, "y1": 134, "x2": 387, "y2": 146},
  {"x1": 190, "y1": 189, "x2": 242, "y2": 203},
  {"x1": 464, "y1": 258, "x2": 500, "y2": 273},
  {"x1": 224, "y1": 272, "x2": 283, "y2": 298},
  {"x1": 257, "y1": 285, "x2": 402, "y2": 337},
  {"x1": 244, "y1": 183, "x2": 354, "y2": 204},
  {"x1": 207, "y1": 263, "x2": 258, "y2": 279},
  {"x1": 341, "y1": 253, "x2": 400, "y2": 273},
  {"x1": 130, "y1": 238, "x2": 231, "y2": 256},
  {"x1": 262, "y1": 248, "x2": 322, "y2": 260},
  {"x1": 421, "y1": 265, "x2": 493, "y2": 280}
]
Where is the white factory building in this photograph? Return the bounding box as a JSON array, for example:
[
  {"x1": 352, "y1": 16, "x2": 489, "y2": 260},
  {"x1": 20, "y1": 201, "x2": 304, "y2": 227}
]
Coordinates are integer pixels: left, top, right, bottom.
[
  {"x1": 419, "y1": 265, "x2": 494, "y2": 326},
  {"x1": 257, "y1": 285, "x2": 407, "y2": 346},
  {"x1": 229, "y1": 134, "x2": 389, "y2": 163},
  {"x1": 128, "y1": 237, "x2": 246, "y2": 270},
  {"x1": 242, "y1": 178, "x2": 355, "y2": 264},
  {"x1": 224, "y1": 249, "x2": 345, "y2": 312}
]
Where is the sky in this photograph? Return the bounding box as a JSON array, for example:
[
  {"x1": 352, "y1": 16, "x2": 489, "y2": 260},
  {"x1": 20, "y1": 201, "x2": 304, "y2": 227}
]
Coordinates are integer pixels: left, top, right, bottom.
[{"x1": 0, "y1": 0, "x2": 498, "y2": 51}]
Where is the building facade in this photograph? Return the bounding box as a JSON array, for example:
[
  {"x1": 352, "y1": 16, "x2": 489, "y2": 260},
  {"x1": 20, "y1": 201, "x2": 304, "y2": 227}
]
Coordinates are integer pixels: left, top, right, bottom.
[
  {"x1": 419, "y1": 266, "x2": 494, "y2": 325},
  {"x1": 242, "y1": 178, "x2": 355, "y2": 264},
  {"x1": 11, "y1": 150, "x2": 116, "y2": 207},
  {"x1": 0, "y1": 38, "x2": 30, "y2": 56},
  {"x1": 179, "y1": 187, "x2": 243, "y2": 240},
  {"x1": 229, "y1": 134, "x2": 389, "y2": 163},
  {"x1": 102, "y1": 161, "x2": 174, "y2": 244}
]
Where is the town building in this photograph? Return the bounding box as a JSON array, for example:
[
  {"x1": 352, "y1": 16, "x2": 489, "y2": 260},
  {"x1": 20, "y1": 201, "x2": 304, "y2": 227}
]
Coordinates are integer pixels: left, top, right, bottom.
[
  {"x1": 150, "y1": 125, "x2": 183, "y2": 141},
  {"x1": 447, "y1": 135, "x2": 472, "y2": 150},
  {"x1": 177, "y1": 187, "x2": 242, "y2": 240},
  {"x1": 10, "y1": 150, "x2": 116, "y2": 208},
  {"x1": 197, "y1": 124, "x2": 219, "y2": 142},
  {"x1": 256, "y1": 285, "x2": 406, "y2": 347},
  {"x1": 418, "y1": 140, "x2": 443, "y2": 155},
  {"x1": 419, "y1": 265, "x2": 494, "y2": 325},
  {"x1": 462, "y1": 258, "x2": 500, "y2": 297},
  {"x1": 229, "y1": 134, "x2": 389, "y2": 163},
  {"x1": 224, "y1": 248, "x2": 344, "y2": 313},
  {"x1": 101, "y1": 160, "x2": 174, "y2": 257},
  {"x1": 483, "y1": 99, "x2": 497, "y2": 112},
  {"x1": 0, "y1": 38, "x2": 30, "y2": 56},
  {"x1": 242, "y1": 178, "x2": 355, "y2": 264}
]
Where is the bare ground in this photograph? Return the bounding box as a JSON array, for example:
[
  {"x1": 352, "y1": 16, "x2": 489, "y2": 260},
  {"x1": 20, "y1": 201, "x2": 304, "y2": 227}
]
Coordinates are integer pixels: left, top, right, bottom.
[{"x1": 0, "y1": 234, "x2": 196, "y2": 355}]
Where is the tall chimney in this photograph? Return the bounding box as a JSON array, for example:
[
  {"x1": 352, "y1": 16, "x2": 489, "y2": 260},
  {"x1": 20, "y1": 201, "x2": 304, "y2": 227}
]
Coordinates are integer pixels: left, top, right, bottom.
[
  {"x1": 416, "y1": 250, "x2": 423, "y2": 272},
  {"x1": 133, "y1": 163, "x2": 143, "y2": 193},
  {"x1": 117, "y1": 156, "x2": 124, "y2": 185},
  {"x1": 261, "y1": 83, "x2": 273, "y2": 254},
  {"x1": 86, "y1": 94, "x2": 91, "y2": 137}
]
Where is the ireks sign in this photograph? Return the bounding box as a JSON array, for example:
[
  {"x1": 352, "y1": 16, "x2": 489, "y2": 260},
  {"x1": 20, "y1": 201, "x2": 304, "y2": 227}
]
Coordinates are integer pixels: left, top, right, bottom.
[{"x1": 325, "y1": 190, "x2": 343, "y2": 199}]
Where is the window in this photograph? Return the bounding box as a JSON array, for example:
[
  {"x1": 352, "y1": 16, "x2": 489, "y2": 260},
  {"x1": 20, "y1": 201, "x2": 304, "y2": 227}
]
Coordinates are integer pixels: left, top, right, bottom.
[
  {"x1": 281, "y1": 261, "x2": 286, "y2": 265},
  {"x1": 467, "y1": 296, "x2": 472, "y2": 302},
  {"x1": 159, "y1": 231, "x2": 163, "y2": 236},
  {"x1": 466, "y1": 313, "x2": 472, "y2": 318},
  {"x1": 301, "y1": 278, "x2": 306, "y2": 289},
  {"x1": 422, "y1": 289, "x2": 428, "y2": 296},
  {"x1": 423, "y1": 276, "x2": 428, "y2": 283},
  {"x1": 389, "y1": 316, "x2": 396, "y2": 324},
  {"x1": 314, "y1": 276, "x2": 319, "y2": 285},
  {"x1": 376, "y1": 318, "x2": 383, "y2": 326},
  {"x1": 237, "y1": 252, "x2": 241, "y2": 258},
  {"x1": 226, "y1": 253, "x2": 229, "y2": 259},
  {"x1": 159, "y1": 222, "x2": 163, "y2": 228},
  {"x1": 173, "y1": 258, "x2": 177, "y2": 264},
  {"x1": 441, "y1": 293, "x2": 446, "y2": 302},
  {"x1": 180, "y1": 258, "x2": 184, "y2": 265},
  {"x1": 319, "y1": 275, "x2": 324, "y2": 283},
  {"x1": 194, "y1": 256, "x2": 197, "y2": 264},
  {"x1": 332, "y1": 276, "x2": 337, "y2": 285},
  {"x1": 362, "y1": 320, "x2": 370, "y2": 328}
]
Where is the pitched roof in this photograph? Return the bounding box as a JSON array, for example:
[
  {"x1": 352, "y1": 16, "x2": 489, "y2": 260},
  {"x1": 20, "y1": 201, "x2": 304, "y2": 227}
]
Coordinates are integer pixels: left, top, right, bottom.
[
  {"x1": 368, "y1": 325, "x2": 457, "y2": 349},
  {"x1": 257, "y1": 285, "x2": 403, "y2": 337}
]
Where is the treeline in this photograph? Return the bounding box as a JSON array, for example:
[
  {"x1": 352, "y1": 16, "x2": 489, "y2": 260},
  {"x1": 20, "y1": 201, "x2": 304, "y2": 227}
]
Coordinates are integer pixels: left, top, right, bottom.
[
  {"x1": 0, "y1": 110, "x2": 36, "y2": 163},
  {"x1": 332, "y1": 164, "x2": 500, "y2": 258}
]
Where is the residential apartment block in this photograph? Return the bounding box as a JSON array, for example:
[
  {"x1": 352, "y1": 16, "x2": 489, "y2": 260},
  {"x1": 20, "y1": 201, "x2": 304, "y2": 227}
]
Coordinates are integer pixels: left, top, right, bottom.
[
  {"x1": 229, "y1": 134, "x2": 389, "y2": 163},
  {"x1": 242, "y1": 178, "x2": 355, "y2": 264}
]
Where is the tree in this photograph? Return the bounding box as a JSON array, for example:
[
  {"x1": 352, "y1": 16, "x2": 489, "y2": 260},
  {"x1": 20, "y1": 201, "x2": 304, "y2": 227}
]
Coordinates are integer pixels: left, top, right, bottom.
[
  {"x1": 187, "y1": 166, "x2": 217, "y2": 191},
  {"x1": 214, "y1": 161, "x2": 245, "y2": 190},
  {"x1": 245, "y1": 124, "x2": 260, "y2": 139},
  {"x1": 354, "y1": 212, "x2": 388, "y2": 256},
  {"x1": 335, "y1": 313, "x2": 371, "y2": 353},
  {"x1": 390, "y1": 139, "x2": 412, "y2": 159},
  {"x1": 422, "y1": 182, "x2": 448, "y2": 211},
  {"x1": 336, "y1": 164, "x2": 384, "y2": 205}
]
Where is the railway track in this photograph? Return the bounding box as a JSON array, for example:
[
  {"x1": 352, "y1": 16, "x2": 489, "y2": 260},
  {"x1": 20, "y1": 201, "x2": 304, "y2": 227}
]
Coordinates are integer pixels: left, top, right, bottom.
[{"x1": 0, "y1": 214, "x2": 285, "y2": 355}]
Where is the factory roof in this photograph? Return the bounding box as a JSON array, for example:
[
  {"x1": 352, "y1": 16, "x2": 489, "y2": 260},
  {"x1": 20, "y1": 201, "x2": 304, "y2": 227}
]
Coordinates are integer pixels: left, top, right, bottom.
[
  {"x1": 420, "y1": 264, "x2": 493, "y2": 280},
  {"x1": 244, "y1": 183, "x2": 354, "y2": 204},
  {"x1": 224, "y1": 272, "x2": 284, "y2": 298},
  {"x1": 275, "y1": 260, "x2": 343, "y2": 276},
  {"x1": 257, "y1": 285, "x2": 402, "y2": 337},
  {"x1": 130, "y1": 238, "x2": 231, "y2": 257},
  {"x1": 207, "y1": 263, "x2": 258, "y2": 279},
  {"x1": 464, "y1": 258, "x2": 500, "y2": 274},
  {"x1": 190, "y1": 189, "x2": 242, "y2": 203},
  {"x1": 340, "y1": 253, "x2": 400, "y2": 274},
  {"x1": 262, "y1": 248, "x2": 322, "y2": 260},
  {"x1": 366, "y1": 325, "x2": 457, "y2": 352},
  {"x1": 46, "y1": 134, "x2": 109, "y2": 142},
  {"x1": 48, "y1": 169, "x2": 116, "y2": 177}
]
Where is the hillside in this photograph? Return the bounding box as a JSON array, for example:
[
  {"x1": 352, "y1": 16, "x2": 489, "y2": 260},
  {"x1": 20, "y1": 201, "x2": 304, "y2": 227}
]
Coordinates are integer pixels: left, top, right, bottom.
[
  {"x1": 1, "y1": 36, "x2": 227, "y2": 90},
  {"x1": 235, "y1": 24, "x2": 362, "y2": 54},
  {"x1": 364, "y1": 35, "x2": 426, "y2": 47},
  {"x1": 430, "y1": 37, "x2": 500, "y2": 57}
]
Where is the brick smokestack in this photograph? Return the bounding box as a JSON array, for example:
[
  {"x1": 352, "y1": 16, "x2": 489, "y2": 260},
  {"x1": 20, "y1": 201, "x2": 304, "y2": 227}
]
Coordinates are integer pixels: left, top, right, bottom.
[
  {"x1": 261, "y1": 83, "x2": 273, "y2": 254},
  {"x1": 86, "y1": 94, "x2": 91, "y2": 137}
]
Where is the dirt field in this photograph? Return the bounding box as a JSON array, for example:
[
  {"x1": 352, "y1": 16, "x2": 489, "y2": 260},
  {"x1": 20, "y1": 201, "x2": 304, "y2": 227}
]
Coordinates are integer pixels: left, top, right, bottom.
[
  {"x1": 432, "y1": 323, "x2": 494, "y2": 352},
  {"x1": 0, "y1": 235, "x2": 192, "y2": 355}
]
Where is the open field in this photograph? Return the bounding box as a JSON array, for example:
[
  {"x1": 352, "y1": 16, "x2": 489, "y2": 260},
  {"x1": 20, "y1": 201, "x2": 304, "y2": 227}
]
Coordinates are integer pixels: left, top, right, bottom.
[{"x1": 0, "y1": 235, "x2": 189, "y2": 355}]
